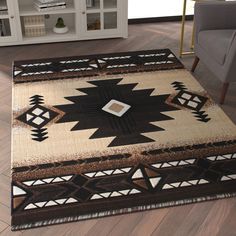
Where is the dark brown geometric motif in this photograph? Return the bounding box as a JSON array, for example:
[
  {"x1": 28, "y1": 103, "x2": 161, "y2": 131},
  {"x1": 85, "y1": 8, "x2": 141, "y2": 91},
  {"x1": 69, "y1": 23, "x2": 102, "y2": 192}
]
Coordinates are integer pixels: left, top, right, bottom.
[{"x1": 54, "y1": 78, "x2": 180, "y2": 147}]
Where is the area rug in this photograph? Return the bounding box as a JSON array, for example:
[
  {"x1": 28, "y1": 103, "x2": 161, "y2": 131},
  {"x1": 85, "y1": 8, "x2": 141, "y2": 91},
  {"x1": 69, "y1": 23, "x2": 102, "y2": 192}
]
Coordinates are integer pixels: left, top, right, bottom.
[{"x1": 12, "y1": 49, "x2": 236, "y2": 230}]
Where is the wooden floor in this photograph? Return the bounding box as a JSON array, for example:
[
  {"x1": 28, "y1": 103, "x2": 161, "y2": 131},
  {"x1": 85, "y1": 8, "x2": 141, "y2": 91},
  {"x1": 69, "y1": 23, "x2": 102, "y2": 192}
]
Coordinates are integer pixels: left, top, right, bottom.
[{"x1": 0, "y1": 21, "x2": 236, "y2": 236}]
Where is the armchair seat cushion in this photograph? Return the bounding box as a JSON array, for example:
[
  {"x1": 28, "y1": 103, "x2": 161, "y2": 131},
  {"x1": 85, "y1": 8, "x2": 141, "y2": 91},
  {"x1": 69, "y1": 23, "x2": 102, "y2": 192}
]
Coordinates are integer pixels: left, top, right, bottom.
[{"x1": 198, "y1": 29, "x2": 236, "y2": 65}]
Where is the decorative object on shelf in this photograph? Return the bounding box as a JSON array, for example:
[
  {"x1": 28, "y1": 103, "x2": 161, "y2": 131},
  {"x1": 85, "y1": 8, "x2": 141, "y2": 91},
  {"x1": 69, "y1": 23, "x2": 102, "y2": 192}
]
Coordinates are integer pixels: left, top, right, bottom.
[
  {"x1": 88, "y1": 19, "x2": 101, "y2": 30},
  {"x1": 53, "y1": 17, "x2": 68, "y2": 33},
  {"x1": 12, "y1": 49, "x2": 236, "y2": 230},
  {"x1": 23, "y1": 15, "x2": 46, "y2": 37},
  {"x1": 86, "y1": 0, "x2": 94, "y2": 8},
  {"x1": 34, "y1": 0, "x2": 67, "y2": 12},
  {"x1": 94, "y1": 19, "x2": 100, "y2": 29}
]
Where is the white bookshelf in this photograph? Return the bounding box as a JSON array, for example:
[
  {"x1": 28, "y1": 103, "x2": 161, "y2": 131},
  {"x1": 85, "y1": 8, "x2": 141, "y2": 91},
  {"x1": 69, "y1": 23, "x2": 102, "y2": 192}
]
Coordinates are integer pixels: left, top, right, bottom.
[{"x1": 0, "y1": 0, "x2": 128, "y2": 46}]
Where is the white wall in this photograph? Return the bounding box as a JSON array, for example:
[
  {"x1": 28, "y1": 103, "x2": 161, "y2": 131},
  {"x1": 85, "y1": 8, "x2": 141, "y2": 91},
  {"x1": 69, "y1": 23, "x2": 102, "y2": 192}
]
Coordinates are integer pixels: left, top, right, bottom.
[{"x1": 128, "y1": 0, "x2": 195, "y2": 19}]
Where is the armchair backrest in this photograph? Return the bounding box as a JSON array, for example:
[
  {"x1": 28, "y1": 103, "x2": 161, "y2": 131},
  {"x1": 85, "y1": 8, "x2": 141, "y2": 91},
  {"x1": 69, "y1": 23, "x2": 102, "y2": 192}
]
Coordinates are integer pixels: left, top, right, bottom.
[{"x1": 194, "y1": 2, "x2": 236, "y2": 43}]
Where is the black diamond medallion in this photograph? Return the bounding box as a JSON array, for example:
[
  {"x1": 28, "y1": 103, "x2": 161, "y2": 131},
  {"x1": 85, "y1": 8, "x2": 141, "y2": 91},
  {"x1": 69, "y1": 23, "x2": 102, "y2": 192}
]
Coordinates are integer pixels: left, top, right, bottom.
[
  {"x1": 171, "y1": 91, "x2": 208, "y2": 111},
  {"x1": 17, "y1": 105, "x2": 58, "y2": 129}
]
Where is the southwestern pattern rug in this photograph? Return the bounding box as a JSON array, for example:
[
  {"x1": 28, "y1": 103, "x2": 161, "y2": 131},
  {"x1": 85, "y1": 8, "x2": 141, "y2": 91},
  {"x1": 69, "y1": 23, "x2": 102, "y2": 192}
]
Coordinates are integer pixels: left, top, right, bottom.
[{"x1": 12, "y1": 49, "x2": 236, "y2": 230}]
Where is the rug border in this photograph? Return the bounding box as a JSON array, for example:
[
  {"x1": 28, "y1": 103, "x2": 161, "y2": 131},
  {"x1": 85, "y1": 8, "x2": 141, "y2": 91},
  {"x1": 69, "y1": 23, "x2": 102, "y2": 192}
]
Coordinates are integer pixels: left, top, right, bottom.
[
  {"x1": 13, "y1": 48, "x2": 183, "y2": 67},
  {"x1": 12, "y1": 48, "x2": 184, "y2": 84},
  {"x1": 11, "y1": 191, "x2": 236, "y2": 231}
]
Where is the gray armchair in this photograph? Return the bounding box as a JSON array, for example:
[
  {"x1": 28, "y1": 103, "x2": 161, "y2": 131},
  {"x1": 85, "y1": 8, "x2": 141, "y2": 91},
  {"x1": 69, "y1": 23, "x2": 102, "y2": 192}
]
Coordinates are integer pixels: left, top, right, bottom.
[{"x1": 191, "y1": 1, "x2": 236, "y2": 104}]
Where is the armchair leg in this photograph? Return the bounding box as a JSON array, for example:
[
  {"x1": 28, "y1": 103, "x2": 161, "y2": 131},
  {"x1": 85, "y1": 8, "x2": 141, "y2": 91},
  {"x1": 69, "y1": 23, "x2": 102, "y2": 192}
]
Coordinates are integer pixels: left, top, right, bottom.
[
  {"x1": 220, "y1": 82, "x2": 229, "y2": 105},
  {"x1": 191, "y1": 56, "x2": 200, "y2": 72}
]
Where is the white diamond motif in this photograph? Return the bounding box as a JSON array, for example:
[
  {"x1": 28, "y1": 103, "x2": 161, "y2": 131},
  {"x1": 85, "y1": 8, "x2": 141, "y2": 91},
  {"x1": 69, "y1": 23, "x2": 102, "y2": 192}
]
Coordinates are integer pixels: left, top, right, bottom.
[
  {"x1": 181, "y1": 93, "x2": 192, "y2": 100},
  {"x1": 32, "y1": 117, "x2": 44, "y2": 125},
  {"x1": 187, "y1": 101, "x2": 198, "y2": 108},
  {"x1": 32, "y1": 108, "x2": 43, "y2": 116},
  {"x1": 102, "y1": 99, "x2": 131, "y2": 117}
]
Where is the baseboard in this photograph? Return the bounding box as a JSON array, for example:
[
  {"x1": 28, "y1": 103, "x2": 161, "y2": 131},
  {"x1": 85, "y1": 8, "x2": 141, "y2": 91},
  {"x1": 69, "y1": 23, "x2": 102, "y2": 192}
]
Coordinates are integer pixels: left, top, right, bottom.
[{"x1": 128, "y1": 15, "x2": 194, "y2": 24}]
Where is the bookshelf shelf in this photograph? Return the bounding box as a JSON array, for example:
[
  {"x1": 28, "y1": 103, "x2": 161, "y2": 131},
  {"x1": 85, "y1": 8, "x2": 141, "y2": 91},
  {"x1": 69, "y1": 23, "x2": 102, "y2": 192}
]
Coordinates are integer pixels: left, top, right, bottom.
[
  {"x1": 19, "y1": 4, "x2": 76, "y2": 16},
  {"x1": 0, "y1": 0, "x2": 128, "y2": 46},
  {"x1": 22, "y1": 28, "x2": 76, "y2": 42},
  {"x1": 0, "y1": 14, "x2": 9, "y2": 19}
]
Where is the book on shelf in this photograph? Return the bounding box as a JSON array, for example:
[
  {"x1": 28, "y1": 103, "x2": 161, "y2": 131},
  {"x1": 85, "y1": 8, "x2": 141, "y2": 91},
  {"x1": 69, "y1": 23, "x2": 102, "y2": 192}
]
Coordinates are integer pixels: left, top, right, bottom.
[
  {"x1": 34, "y1": 0, "x2": 67, "y2": 12},
  {"x1": 34, "y1": 4, "x2": 66, "y2": 12},
  {"x1": 37, "y1": 0, "x2": 60, "y2": 3},
  {"x1": 34, "y1": 0, "x2": 66, "y2": 8},
  {"x1": 23, "y1": 15, "x2": 46, "y2": 37},
  {"x1": 23, "y1": 15, "x2": 45, "y2": 27}
]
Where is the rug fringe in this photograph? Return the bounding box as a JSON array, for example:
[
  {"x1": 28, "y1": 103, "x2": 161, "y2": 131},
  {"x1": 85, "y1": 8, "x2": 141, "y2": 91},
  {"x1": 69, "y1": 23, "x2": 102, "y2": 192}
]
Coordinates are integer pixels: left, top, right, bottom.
[{"x1": 12, "y1": 191, "x2": 236, "y2": 231}]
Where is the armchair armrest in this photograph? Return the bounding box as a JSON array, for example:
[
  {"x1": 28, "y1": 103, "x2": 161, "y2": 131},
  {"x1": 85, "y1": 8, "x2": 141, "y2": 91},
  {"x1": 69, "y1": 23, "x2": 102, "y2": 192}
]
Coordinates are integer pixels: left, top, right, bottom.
[
  {"x1": 194, "y1": 1, "x2": 236, "y2": 43},
  {"x1": 225, "y1": 34, "x2": 236, "y2": 82}
]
